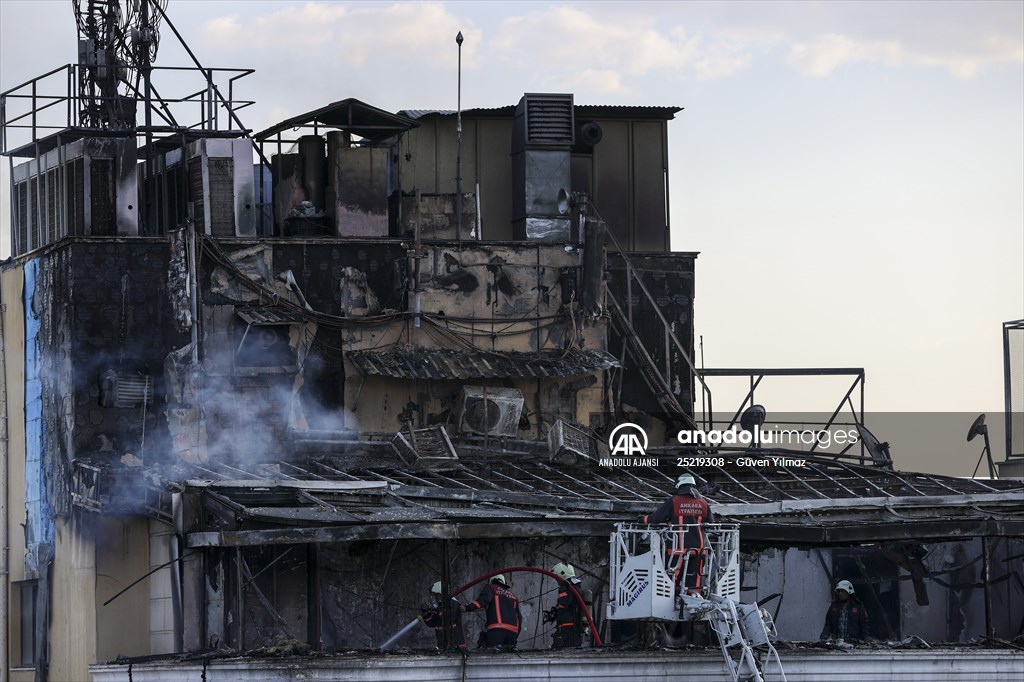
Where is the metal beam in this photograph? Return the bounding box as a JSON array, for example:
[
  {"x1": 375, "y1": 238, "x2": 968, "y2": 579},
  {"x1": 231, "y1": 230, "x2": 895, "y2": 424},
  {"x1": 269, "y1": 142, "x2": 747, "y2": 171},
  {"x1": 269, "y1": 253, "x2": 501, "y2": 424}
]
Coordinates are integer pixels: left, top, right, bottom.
[
  {"x1": 716, "y1": 491, "x2": 1024, "y2": 517},
  {"x1": 389, "y1": 484, "x2": 649, "y2": 514},
  {"x1": 740, "y1": 518, "x2": 1024, "y2": 548},
  {"x1": 697, "y1": 368, "x2": 865, "y2": 377},
  {"x1": 187, "y1": 520, "x2": 618, "y2": 547}
]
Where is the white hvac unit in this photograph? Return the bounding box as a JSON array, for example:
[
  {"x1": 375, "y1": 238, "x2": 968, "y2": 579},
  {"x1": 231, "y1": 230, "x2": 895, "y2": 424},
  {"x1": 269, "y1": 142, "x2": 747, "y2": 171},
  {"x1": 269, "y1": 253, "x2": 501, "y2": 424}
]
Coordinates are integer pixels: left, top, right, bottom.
[
  {"x1": 456, "y1": 386, "x2": 524, "y2": 437},
  {"x1": 185, "y1": 138, "x2": 256, "y2": 237}
]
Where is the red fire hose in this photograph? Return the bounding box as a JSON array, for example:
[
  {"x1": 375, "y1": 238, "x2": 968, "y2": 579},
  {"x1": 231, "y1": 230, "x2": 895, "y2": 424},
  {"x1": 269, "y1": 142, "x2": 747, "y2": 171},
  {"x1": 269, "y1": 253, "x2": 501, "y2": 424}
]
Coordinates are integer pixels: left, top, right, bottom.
[{"x1": 451, "y1": 566, "x2": 604, "y2": 647}]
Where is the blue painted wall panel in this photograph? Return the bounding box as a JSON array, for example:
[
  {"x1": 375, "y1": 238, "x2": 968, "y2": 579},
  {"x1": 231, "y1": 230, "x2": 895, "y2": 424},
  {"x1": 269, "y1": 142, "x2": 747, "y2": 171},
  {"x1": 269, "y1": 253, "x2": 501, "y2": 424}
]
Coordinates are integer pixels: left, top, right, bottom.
[{"x1": 23, "y1": 258, "x2": 53, "y2": 574}]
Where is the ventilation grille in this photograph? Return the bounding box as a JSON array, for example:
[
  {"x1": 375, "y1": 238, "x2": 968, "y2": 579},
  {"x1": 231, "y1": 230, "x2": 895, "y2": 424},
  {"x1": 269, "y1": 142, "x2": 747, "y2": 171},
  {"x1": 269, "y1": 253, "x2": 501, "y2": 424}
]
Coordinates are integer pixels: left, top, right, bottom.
[
  {"x1": 208, "y1": 157, "x2": 236, "y2": 236},
  {"x1": 188, "y1": 156, "x2": 205, "y2": 232},
  {"x1": 90, "y1": 158, "x2": 115, "y2": 236},
  {"x1": 29, "y1": 177, "x2": 39, "y2": 250},
  {"x1": 69, "y1": 158, "x2": 85, "y2": 236},
  {"x1": 524, "y1": 94, "x2": 574, "y2": 146},
  {"x1": 98, "y1": 370, "x2": 153, "y2": 408},
  {"x1": 45, "y1": 169, "x2": 58, "y2": 244},
  {"x1": 15, "y1": 181, "x2": 28, "y2": 255}
]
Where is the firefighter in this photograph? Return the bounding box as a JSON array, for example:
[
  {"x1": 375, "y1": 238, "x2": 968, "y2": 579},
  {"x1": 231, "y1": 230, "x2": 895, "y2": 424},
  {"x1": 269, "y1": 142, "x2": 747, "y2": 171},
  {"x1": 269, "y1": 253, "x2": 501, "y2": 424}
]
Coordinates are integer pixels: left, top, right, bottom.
[
  {"x1": 544, "y1": 562, "x2": 586, "y2": 648},
  {"x1": 465, "y1": 574, "x2": 522, "y2": 650},
  {"x1": 643, "y1": 473, "x2": 714, "y2": 594},
  {"x1": 420, "y1": 581, "x2": 467, "y2": 653},
  {"x1": 819, "y1": 580, "x2": 870, "y2": 642}
]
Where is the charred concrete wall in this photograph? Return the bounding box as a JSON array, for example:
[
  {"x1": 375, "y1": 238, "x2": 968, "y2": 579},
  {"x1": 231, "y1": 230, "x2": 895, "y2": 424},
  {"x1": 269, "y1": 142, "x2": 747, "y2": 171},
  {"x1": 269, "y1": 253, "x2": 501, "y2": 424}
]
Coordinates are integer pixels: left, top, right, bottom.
[
  {"x1": 205, "y1": 536, "x2": 611, "y2": 653},
  {"x1": 197, "y1": 239, "x2": 608, "y2": 449},
  {"x1": 69, "y1": 241, "x2": 187, "y2": 468},
  {"x1": 338, "y1": 241, "x2": 608, "y2": 437}
]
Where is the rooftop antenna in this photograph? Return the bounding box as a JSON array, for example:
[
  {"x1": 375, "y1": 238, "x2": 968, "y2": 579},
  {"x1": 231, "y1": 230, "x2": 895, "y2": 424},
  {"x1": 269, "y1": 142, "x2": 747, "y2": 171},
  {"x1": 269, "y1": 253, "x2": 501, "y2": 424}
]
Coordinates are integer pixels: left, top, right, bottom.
[
  {"x1": 967, "y1": 413, "x2": 997, "y2": 479},
  {"x1": 855, "y1": 423, "x2": 893, "y2": 468},
  {"x1": 455, "y1": 30, "x2": 464, "y2": 241}
]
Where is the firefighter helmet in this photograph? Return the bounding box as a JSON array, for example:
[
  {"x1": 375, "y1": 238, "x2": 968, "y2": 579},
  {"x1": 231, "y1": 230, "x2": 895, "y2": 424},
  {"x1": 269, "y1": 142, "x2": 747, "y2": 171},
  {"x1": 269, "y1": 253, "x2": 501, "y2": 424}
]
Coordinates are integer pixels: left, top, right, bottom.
[
  {"x1": 835, "y1": 580, "x2": 855, "y2": 594},
  {"x1": 491, "y1": 574, "x2": 508, "y2": 586},
  {"x1": 552, "y1": 562, "x2": 576, "y2": 580},
  {"x1": 676, "y1": 474, "x2": 696, "y2": 488},
  {"x1": 431, "y1": 581, "x2": 442, "y2": 594}
]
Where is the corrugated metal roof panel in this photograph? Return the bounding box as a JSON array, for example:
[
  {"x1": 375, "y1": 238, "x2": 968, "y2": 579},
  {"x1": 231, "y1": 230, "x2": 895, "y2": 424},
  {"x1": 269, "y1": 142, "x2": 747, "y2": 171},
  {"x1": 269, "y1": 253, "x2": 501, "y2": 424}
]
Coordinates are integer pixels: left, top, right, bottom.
[
  {"x1": 400, "y1": 104, "x2": 682, "y2": 121},
  {"x1": 346, "y1": 347, "x2": 620, "y2": 379}
]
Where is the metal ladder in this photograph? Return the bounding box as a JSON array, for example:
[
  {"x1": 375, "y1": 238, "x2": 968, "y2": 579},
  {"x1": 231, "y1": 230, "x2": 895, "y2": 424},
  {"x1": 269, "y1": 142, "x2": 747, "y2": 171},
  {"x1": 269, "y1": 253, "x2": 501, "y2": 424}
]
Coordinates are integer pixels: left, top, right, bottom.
[
  {"x1": 600, "y1": 219, "x2": 708, "y2": 429},
  {"x1": 606, "y1": 288, "x2": 693, "y2": 424},
  {"x1": 697, "y1": 594, "x2": 787, "y2": 682}
]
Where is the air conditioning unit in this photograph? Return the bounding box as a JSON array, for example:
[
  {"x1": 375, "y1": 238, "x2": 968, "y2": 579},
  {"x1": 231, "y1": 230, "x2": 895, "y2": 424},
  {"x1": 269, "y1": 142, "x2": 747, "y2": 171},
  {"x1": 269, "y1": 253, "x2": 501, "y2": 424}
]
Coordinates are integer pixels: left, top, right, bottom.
[
  {"x1": 98, "y1": 370, "x2": 153, "y2": 408},
  {"x1": 548, "y1": 420, "x2": 597, "y2": 464},
  {"x1": 456, "y1": 387, "x2": 524, "y2": 437},
  {"x1": 391, "y1": 425, "x2": 459, "y2": 471},
  {"x1": 185, "y1": 139, "x2": 256, "y2": 237}
]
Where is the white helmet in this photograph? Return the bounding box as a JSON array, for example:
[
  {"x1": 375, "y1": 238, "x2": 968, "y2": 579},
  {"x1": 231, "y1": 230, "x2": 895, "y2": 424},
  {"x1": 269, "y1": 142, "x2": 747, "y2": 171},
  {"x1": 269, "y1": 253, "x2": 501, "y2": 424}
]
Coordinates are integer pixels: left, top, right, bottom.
[
  {"x1": 676, "y1": 474, "x2": 696, "y2": 489},
  {"x1": 835, "y1": 580, "x2": 855, "y2": 594},
  {"x1": 552, "y1": 562, "x2": 576, "y2": 580},
  {"x1": 491, "y1": 574, "x2": 508, "y2": 586},
  {"x1": 431, "y1": 581, "x2": 442, "y2": 595}
]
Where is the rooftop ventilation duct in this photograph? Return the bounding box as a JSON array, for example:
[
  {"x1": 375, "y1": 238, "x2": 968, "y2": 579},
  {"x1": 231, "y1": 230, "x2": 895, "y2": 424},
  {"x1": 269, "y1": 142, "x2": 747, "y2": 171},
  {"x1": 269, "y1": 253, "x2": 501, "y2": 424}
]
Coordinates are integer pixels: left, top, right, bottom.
[{"x1": 512, "y1": 93, "x2": 574, "y2": 241}]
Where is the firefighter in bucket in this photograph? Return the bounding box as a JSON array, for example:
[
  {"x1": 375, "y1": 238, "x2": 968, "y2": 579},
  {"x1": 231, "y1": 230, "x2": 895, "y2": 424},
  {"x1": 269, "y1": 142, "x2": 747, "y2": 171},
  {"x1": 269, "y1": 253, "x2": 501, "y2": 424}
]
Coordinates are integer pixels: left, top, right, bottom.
[{"x1": 642, "y1": 474, "x2": 714, "y2": 595}]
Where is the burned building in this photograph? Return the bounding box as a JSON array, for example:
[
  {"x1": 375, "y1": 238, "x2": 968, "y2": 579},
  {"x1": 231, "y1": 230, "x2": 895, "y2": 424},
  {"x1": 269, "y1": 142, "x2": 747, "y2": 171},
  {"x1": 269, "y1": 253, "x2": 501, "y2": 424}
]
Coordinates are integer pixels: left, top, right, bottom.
[{"x1": 1, "y1": 4, "x2": 1023, "y2": 682}]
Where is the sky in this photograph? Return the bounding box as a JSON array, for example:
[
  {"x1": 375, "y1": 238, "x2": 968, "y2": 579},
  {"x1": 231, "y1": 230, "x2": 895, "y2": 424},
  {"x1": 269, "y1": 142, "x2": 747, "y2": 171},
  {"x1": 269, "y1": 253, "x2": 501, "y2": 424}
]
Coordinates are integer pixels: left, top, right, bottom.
[{"x1": 0, "y1": 0, "x2": 1022, "y2": 419}]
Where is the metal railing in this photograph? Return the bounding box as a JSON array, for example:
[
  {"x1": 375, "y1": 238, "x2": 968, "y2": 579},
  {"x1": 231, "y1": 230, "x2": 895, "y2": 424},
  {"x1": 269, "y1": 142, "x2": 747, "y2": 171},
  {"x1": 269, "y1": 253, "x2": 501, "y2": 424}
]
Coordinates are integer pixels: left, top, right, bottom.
[{"x1": 1, "y1": 62, "x2": 255, "y2": 155}]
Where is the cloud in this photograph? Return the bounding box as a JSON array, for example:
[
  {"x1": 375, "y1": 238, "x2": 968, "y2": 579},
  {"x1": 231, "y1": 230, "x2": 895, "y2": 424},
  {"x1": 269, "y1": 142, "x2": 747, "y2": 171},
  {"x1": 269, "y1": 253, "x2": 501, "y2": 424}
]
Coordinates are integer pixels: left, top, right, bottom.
[
  {"x1": 784, "y1": 5, "x2": 1024, "y2": 78},
  {"x1": 491, "y1": 5, "x2": 755, "y2": 92},
  {"x1": 787, "y1": 33, "x2": 903, "y2": 76},
  {"x1": 199, "y1": 1, "x2": 481, "y2": 69}
]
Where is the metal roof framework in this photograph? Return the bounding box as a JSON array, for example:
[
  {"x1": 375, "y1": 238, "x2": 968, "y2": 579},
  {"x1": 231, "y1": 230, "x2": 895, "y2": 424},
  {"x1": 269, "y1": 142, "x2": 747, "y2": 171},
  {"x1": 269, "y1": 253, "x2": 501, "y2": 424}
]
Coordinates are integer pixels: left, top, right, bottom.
[
  {"x1": 254, "y1": 98, "x2": 420, "y2": 145},
  {"x1": 124, "y1": 444, "x2": 1024, "y2": 550}
]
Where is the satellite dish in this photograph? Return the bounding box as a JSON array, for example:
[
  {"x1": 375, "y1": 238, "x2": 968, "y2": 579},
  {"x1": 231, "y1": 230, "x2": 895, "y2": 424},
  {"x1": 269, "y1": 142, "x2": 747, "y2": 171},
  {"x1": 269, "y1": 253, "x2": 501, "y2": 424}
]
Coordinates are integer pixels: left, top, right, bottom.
[
  {"x1": 856, "y1": 423, "x2": 892, "y2": 467},
  {"x1": 967, "y1": 414, "x2": 988, "y2": 442},
  {"x1": 966, "y1": 413, "x2": 997, "y2": 479},
  {"x1": 740, "y1": 405, "x2": 766, "y2": 433}
]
